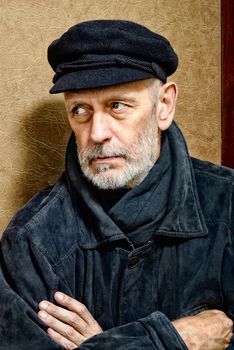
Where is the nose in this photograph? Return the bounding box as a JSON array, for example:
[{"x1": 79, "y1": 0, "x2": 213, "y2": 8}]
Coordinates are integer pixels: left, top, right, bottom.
[{"x1": 89, "y1": 113, "x2": 113, "y2": 144}]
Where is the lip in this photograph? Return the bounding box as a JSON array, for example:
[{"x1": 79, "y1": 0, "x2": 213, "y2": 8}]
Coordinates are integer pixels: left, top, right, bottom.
[{"x1": 92, "y1": 156, "x2": 121, "y2": 164}]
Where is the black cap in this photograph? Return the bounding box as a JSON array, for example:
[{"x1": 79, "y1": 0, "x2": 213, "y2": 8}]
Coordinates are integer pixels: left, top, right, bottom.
[{"x1": 48, "y1": 20, "x2": 178, "y2": 94}]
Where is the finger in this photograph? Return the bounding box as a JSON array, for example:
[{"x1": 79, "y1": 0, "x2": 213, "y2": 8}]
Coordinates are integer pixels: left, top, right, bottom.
[
  {"x1": 225, "y1": 334, "x2": 234, "y2": 349},
  {"x1": 227, "y1": 332, "x2": 234, "y2": 343},
  {"x1": 38, "y1": 310, "x2": 85, "y2": 345},
  {"x1": 54, "y1": 292, "x2": 100, "y2": 329},
  {"x1": 47, "y1": 328, "x2": 78, "y2": 350},
  {"x1": 39, "y1": 300, "x2": 89, "y2": 336}
]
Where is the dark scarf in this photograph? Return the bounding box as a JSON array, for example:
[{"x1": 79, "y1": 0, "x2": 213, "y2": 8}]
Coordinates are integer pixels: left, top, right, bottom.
[{"x1": 106, "y1": 136, "x2": 171, "y2": 245}]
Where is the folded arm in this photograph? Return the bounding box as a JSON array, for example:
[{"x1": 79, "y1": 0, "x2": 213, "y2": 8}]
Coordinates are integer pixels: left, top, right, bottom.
[{"x1": 39, "y1": 293, "x2": 233, "y2": 350}]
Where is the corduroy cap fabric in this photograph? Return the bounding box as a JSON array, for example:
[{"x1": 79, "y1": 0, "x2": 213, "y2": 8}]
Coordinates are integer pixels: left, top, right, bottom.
[{"x1": 48, "y1": 20, "x2": 178, "y2": 94}]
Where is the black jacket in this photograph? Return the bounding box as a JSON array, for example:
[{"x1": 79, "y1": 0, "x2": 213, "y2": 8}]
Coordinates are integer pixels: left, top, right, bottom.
[{"x1": 0, "y1": 122, "x2": 234, "y2": 349}]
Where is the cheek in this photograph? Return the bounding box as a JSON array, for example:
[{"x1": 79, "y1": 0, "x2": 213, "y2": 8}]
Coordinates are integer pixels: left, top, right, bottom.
[
  {"x1": 118, "y1": 119, "x2": 147, "y2": 143},
  {"x1": 114, "y1": 130, "x2": 129, "y2": 145}
]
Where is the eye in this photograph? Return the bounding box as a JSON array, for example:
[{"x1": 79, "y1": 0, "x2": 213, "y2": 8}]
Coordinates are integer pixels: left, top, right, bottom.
[
  {"x1": 72, "y1": 105, "x2": 87, "y2": 116},
  {"x1": 111, "y1": 102, "x2": 126, "y2": 112}
]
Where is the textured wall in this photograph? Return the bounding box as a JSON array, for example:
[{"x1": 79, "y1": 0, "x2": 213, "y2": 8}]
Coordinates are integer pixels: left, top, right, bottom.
[{"x1": 0, "y1": 0, "x2": 221, "y2": 234}]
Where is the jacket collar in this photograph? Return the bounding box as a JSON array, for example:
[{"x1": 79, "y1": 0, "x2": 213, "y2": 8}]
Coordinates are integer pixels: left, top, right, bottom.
[
  {"x1": 155, "y1": 122, "x2": 208, "y2": 238},
  {"x1": 65, "y1": 122, "x2": 208, "y2": 249}
]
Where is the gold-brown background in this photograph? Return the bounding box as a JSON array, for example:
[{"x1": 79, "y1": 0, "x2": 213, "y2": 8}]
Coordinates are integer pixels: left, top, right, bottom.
[{"x1": 0, "y1": 0, "x2": 220, "y2": 235}]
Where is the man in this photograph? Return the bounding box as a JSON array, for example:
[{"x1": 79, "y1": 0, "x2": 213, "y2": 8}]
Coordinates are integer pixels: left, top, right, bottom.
[{"x1": 0, "y1": 20, "x2": 233, "y2": 350}]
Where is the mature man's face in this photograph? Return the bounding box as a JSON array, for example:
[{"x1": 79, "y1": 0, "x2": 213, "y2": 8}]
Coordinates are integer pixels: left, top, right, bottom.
[{"x1": 64, "y1": 79, "x2": 161, "y2": 190}]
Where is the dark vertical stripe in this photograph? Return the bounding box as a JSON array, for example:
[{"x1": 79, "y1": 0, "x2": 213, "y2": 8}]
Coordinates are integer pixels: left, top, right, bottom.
[{"x1": 222, "y1": 0, "x2": 234, "y2": 168}]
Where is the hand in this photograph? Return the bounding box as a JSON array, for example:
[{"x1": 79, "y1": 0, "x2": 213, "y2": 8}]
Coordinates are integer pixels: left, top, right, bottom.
[
  {"x1": 38, "y1": 292, "x2": 103, "y2": 349},
  {"x1": 172, "y1": 309, "x2": 233, "y2": 350}
]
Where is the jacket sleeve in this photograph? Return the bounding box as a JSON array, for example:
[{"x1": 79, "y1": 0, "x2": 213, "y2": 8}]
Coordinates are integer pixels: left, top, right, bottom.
[
  {"x1": 77, "y1": 312, "x2": 187, "y2": 350},
  {"x1": 0, "y1": 226, "x2": 65, "y2": 350}
]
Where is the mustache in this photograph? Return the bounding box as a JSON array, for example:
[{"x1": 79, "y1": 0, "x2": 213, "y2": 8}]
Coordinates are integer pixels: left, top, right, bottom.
[{"x1": 78, "y1": 144, "x2": 130, "y2": 162}]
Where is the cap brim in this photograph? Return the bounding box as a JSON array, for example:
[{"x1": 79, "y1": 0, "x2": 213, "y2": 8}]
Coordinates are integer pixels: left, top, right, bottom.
[{"x1": 49, "y1": 67, "x2": 154, "y2": 94}]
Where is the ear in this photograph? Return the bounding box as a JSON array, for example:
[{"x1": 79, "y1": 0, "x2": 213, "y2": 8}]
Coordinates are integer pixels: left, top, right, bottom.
[{"x1": 156, "y1": 82, "x2": 178, "y2": 131}]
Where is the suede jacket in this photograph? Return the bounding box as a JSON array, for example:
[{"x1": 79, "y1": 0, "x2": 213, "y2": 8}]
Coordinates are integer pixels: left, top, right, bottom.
[{"x1": 0, "y1": 122, "x2": 234, "y2": 350}]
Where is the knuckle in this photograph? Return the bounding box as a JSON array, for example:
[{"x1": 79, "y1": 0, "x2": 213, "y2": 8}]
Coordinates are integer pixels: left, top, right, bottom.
[
  {"x1": 64, "y1": 325, "x2": 76, "y2": 339},
  {"x1": 225, "y1": 318, "x2": 233, "y2": 328},
  {"x1": 70, "y1": 312, "x2": 79, "y2": 326},
  {"x1": 82, "y1": 322, "x2": 90, "y2": 335},
  {"x1": 78, "y1": 303, "x2": 87, "y2": 315}
]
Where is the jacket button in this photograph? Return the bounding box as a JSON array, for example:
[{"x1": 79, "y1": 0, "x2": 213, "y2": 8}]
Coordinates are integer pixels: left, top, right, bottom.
[{"x1": 128, "y1": 256, "x2": 140, "y2": 269}]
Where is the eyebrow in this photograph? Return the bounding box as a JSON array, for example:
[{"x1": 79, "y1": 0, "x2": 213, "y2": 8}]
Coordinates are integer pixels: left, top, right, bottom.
[
  {"x1": 106, "y1": 94, "x2": 137, "y2": 103},
  {"x1": 65, "y1": 93, "x2": 138, "y2": 105}
]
